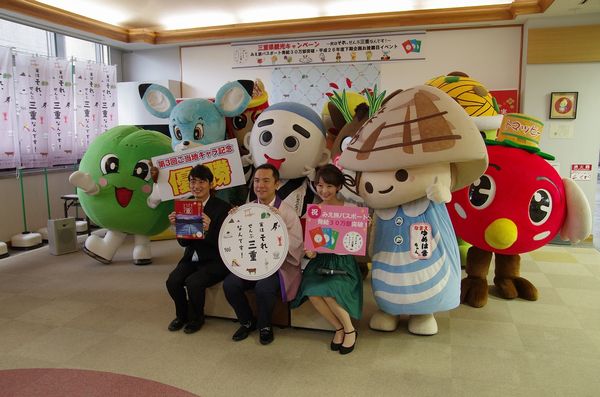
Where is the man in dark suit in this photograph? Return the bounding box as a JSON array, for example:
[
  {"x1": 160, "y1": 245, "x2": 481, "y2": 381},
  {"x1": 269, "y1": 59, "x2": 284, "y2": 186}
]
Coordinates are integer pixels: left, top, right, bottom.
[{"x1": 165, "y1": 164, "x2": 232, "y2": 334}]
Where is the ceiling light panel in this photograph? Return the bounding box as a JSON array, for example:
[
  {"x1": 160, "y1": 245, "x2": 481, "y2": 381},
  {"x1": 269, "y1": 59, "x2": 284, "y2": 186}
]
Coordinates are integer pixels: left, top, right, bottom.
[
  {"x1": 37, "y1": 0, "x2": 131, "y2": 26},
  {"x1": 237, "y1": 4, "x2": 321, "y2": 23},
  {"x1": 161, "y1": 11, "x2": 237, "y2": 30}
]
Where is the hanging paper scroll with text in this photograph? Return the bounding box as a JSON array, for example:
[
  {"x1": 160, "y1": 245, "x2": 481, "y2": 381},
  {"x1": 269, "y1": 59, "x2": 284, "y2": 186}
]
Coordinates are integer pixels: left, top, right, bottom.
[
  {"x1": 219, "y1": 203, "x2": 289, "y2": 281},
  {"x1": 304, "y1": 204, "x2": 369, "y2": 256},
  {"x1": 151, "y1": 138, "x2": 245, "y2": 201}
]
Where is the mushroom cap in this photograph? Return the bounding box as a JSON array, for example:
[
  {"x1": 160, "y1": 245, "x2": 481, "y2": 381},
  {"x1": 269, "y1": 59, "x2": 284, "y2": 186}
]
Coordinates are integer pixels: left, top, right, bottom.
[{"x1": 338, "y1": 85, "x2": 488, "y2": 191}]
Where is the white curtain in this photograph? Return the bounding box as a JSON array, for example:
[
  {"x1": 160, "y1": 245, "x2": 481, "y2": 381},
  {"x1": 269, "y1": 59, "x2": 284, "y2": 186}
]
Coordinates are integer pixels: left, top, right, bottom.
[
  {"x1": 48, "y1": 57, "x2": 76, "y2": 166},
  {"x1": 14, "y1": 53, "x2": 51, "y2": 168},
  {"x1": 98, "y1": 63, "x2": 118, "y2": 133},
  {"x1": 0, "y1": 46, "x2": 18, "y2": 169},
  {"x1": 0, "y1": 48, "x2": 118, "y2": 169},
  {"x1": 73, "y1": 60, "x2": 101, "y2": 159}
]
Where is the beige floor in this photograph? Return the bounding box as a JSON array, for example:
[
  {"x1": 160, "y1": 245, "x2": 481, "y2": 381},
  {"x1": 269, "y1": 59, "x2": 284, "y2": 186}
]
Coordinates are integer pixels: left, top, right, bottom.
[{"x1": 1, "y1": 236, "x2": 600, "y2": 397}]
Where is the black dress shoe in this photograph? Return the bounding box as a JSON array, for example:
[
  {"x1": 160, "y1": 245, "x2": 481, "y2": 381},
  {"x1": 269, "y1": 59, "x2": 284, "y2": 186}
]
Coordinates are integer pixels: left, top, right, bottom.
[
  {"x1": 168, "y1": 318, "x2": 185, "y2": 331},
  {"x1": 232, "y1": 321, "x2": 256, "y2": 341},
  {"x1": 339, "y1": 330, "x2": 357, "y2": 355},
  {"x1": 330, "y1": 328, "x2": 344, "y2": 351},
  {"x1": 259, "y1": 327, "x2": 274, "y2": 345},
  {"x1": 183, "y1": 320, "x2": 204, "y2": 334}
]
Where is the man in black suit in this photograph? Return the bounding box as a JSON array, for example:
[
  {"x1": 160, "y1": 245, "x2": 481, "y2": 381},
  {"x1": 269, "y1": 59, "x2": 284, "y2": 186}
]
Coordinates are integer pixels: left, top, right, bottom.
[{"x1": 165, "y1": 164, "x2": 232, "y2": 334}]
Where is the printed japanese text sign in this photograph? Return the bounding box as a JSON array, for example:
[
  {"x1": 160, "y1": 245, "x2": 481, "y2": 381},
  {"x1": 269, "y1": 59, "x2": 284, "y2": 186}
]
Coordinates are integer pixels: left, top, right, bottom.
[
  {"x1": 304, "y1": 204, "x2": 368, "y2": 256},
  {"x1": 151, "y1": 138, "x2": 245, "y2": 201},
  {"x1": 232, "y1": 32, "x2": 426, "y2": 68},
  {"x1": 570, "y1": 164, "x2": 592, "y2": 181},
  {"x1": 219, "y1": 203, "x2": 289, "y2": 281}
]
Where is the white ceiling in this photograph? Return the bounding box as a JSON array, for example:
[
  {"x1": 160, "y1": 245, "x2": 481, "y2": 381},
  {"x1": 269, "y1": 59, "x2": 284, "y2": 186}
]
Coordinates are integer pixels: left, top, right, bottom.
[
  {"x1": 33, "y1": 0, "x2": 600, "y2": 30},
  {"x1": 36, "y1": 0, "x2": 519, "y2": 30},
  {"x1": 1, "y1": 0, "x2": 599, "y2": 50}
]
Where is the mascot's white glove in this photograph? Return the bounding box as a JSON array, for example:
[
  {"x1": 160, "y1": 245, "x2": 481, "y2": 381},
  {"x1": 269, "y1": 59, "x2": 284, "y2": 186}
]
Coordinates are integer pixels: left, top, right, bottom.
[
  {"x1": 426, "y1": 176, "x2": 452, "y2": 204},
  {"x1": 559, "y1": 178, "x2": 592, "y2": 243},
  {"x1": 146, "y1": 184, "x2": 162, "y2": 209},
  {"x1": 302, "y1": 165, "x2": 317, "y2": 182},
  {"x1": 241, "y1": 153, "x2": 253, "y2": 167},
  {"x1": 69, "y1": 171, "x2": 99, "y2": 195}
]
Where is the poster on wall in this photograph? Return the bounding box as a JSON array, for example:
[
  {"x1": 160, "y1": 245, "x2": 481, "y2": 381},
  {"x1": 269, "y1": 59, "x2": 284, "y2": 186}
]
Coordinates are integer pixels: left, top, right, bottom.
[
  {"x1": 489, "y1": 89, "x2": 519, "y2": 115},
  {"x1": 271, "y1": 63, "x2": 381, "y2": 112},
  {"x1": 232, "y1": 32, "x2": 425, "y2": 69},
  {"x1": 151, "y1": 138, "x2": 245, "y2": 201},
  {"x1": 570, "y1": 164, "x2": 592, "y2": 181}
]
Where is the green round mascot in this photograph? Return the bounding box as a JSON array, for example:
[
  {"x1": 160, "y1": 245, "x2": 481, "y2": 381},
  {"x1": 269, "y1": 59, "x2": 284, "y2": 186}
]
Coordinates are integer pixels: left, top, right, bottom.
[{"x1": 69, "y1": 125, "x2": 173, "y2": 265}]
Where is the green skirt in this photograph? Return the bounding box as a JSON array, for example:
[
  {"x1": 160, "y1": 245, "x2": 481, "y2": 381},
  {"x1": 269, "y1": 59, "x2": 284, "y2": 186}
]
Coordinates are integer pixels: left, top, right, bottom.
[{"x1": 291, "y1": 253, "x2": 363, "y2": 319}]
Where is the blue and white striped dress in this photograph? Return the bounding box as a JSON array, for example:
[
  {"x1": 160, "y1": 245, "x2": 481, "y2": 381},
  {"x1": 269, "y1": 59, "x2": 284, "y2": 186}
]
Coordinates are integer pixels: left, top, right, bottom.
[{"x1": 371, "y1": 198, "x2": 460, "y2": 315}]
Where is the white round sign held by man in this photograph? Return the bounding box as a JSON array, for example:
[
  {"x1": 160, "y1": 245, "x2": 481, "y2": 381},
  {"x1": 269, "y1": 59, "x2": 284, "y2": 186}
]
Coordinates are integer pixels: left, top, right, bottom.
[{"x1": 219, "y1": 203, "x2": 289, "y2": 281}]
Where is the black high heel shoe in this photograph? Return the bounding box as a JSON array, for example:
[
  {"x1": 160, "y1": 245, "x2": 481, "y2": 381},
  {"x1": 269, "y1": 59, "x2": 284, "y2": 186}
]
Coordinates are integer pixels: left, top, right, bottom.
[
  {"x1": 339, "y1": 330, "x2": 357, "y2": 355},
  {"x1": 330, "y1": 328, "x2": 344, "y2": 351}
]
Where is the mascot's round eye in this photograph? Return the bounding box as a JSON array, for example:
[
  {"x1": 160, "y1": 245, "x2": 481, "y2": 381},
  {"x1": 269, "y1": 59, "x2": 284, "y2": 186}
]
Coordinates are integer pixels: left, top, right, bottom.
[
  {"x1": 233, "y1": 114, "x2": 247, "y2": 130},
  {"x1": 364, "y1": 182, "x2": 374, "y2": 194},
  {"x1": 529, "y1": 189, "x2": 552, "y2": 226},
  {"x1": 395, "y1": 169, "x2": 408, "y2": 182},
  {"x1": 284, "y1": 136, "x2": 299, "y2": 152},
  {"x1": 100, "y1": 154, "x2": 119, "y2": 175},
  {"x1": 132, "y1": 160, "x2": 151, "y2": 181},
  {"x1": 173, "y1": 126, "x2": 182, "y2": 141},
  {"x1": 194, "y1": 123, "x2": 204, "y2": 140},
  {"x1": 259, "y1": 130, "x2": 272, "y2": 146},
  {"x1": 340, "y1": 136, "x2": 352, "y2": 153},
  {"x1": 468, "y1": 174, "x2": 495, "y2": 209}
]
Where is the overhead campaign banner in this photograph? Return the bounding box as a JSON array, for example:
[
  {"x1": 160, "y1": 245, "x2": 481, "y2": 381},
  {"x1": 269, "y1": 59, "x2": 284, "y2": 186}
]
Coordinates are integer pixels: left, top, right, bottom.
[
  {"x1": 151, "y1": 138, "x2": 245, "y2": 201},
  {"x1": 232, "y1": 32, "x2": 425, "y2": 68}
]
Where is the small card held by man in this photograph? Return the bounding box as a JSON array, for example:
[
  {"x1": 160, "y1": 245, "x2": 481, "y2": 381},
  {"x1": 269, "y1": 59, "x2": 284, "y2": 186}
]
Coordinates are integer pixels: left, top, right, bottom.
[{"x1": 175, "y1": 199, "x2": 204, "y2": 239}]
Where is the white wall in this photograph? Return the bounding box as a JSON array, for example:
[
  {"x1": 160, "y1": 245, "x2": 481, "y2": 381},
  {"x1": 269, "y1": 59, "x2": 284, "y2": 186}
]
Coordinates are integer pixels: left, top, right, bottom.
[
  {"x1": 0, "y1": 170, "x2": 76, "y2": 242},
  {"x1": 178, "y1": 26, "x2": 522, "y2": 98},
  {"x1": 380, "y1": 27, "x2": 521, "y2": 91},
  {"x1": 522, "y1": 63, "x2": 600, "y2": 215},
  {"x1": 521, "y1": 15, "x2": 600, "y2": 227},
  {"x1": 180, "y1": 45, "x2": 271, "y2": 98},
  {"x1": 121, "y1": 47, "x2": 181, "y2": 83}
]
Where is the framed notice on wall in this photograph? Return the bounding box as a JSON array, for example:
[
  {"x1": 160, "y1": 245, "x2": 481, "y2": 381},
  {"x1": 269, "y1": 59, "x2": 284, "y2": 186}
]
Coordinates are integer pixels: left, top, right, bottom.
[{"x1": 550, "y1": 92, "x2": 578, "y2": 119}]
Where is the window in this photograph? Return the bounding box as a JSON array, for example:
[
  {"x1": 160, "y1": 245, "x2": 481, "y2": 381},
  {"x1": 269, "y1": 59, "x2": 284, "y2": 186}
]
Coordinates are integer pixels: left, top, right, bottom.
[
  {"x1": 0, "y1": 18, "x2": 117, "y2": 170},
  {"x1": 64, "y1": 35, "x2": 102, "y2": 62},
  {"x1": 0, "y1": 19, "x2": 54, "y2": 56}
]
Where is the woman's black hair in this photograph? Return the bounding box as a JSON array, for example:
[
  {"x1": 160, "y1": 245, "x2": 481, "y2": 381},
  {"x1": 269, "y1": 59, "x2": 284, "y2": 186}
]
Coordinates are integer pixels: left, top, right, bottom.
[{"x1": 315, "y1": 164, "x2": 345, "y2": 188}]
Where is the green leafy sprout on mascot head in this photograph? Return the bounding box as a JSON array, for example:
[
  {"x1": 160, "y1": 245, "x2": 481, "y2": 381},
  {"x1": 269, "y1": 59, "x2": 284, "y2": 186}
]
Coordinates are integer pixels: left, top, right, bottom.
[{"x1": 70, "y1": 125, "x2": 173, "y2": 265}]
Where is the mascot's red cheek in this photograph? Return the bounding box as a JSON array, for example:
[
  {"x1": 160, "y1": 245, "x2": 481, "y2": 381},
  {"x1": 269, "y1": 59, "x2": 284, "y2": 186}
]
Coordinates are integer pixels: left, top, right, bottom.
[{"x1": 115, "y1": 187, "x2": 134, "y2": 208}]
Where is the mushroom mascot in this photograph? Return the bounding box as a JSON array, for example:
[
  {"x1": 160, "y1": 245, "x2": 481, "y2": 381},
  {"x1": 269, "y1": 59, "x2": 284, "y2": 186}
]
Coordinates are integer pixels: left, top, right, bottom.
[
  {"x1": 449, "y1": 113, "x2": 592, "y2": 307},
  {"x1": 338, "y1": 85, "x2": 488, "y2": 335},
  {"x1": 69, "y1": 125, "x2": 173, "y2": 265}
]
